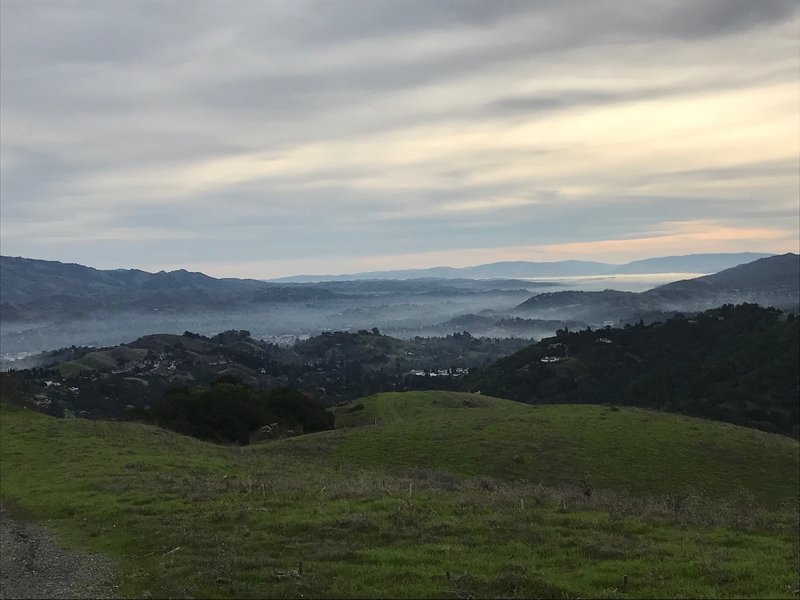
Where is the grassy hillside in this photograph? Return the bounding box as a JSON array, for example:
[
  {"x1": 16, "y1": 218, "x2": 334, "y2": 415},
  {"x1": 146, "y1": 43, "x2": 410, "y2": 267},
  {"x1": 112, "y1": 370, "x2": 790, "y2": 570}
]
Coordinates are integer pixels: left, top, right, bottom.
[
  {"x1": 2, "y1": 392, "x2": 798, "y2": 598},
  {"x1": 303, "y1": 392, "x2": 800, "y2": 504}
]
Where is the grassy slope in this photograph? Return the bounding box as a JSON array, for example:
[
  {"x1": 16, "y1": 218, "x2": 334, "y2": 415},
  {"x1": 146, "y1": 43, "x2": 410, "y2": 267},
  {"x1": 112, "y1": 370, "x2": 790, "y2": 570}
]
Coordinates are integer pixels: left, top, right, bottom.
[
  {"x1": 1, "y1": 393, "x2": 799, "y2": 599},
  {"x1": 323, "y1": 392, "x2": 798, "y2": 504}
]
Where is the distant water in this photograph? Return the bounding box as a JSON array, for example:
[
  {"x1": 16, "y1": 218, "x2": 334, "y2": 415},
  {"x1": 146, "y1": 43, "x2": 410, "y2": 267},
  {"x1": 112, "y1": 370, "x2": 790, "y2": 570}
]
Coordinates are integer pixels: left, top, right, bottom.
[{"x1": 523, "y1": 272, "x2": 708, "y2": 293}]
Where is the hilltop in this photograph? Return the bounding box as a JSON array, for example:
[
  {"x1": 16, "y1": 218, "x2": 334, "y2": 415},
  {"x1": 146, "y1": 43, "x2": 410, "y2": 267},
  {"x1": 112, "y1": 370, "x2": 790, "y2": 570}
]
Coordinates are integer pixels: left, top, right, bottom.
[{"x1": 1, "y1": 391, "x2": 797, "y2": 598}]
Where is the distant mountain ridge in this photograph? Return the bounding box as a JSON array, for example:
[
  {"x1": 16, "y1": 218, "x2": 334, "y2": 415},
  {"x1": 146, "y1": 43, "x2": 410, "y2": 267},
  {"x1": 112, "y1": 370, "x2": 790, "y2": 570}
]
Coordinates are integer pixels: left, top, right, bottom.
[
  {"x1": 0, "y1": 256, "x2": 335, "y2": 321},
  {"x1": 0, "y1": 256, "x2": 265, "y2": 305},
  {"x1": 1, "y1": 252, "x2": 774, "y2": 305},
  {"x1": 0, "y1": 252, "x2": 787, "y2": 330},
  {"x1": 514, "y1": 253, "x2": 800, "y2": 322},
  {"x1": 271, "y1": 252, "x2": 773, "y2": 282},
  {"x1": 610, "y1": 253, "x2": 775, "y2": 274}
]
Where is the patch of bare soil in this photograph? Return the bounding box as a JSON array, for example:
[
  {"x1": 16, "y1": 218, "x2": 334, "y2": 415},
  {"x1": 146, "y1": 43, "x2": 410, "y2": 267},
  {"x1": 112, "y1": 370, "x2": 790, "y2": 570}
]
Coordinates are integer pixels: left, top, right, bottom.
[{"x1": 0, "y1": 503, "x2": 116, "y2": 599}]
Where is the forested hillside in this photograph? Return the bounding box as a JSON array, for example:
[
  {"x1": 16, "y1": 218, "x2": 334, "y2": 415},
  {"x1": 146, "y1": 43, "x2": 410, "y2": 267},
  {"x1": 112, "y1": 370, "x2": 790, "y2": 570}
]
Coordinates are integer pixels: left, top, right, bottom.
[
  {"x1": 2, "y1": 329, "x2": 529, "y2": 418},
  {"x1": 468, "y1": 304, "x2": 799, "y2": 436}
]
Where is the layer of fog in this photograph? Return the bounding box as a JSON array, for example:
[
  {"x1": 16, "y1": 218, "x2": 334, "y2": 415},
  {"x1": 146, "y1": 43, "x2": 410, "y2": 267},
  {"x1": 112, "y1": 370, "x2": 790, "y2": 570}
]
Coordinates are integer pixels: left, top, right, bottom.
[
  {"x1": 526, "y1": 272, "x2": 708, "y2": 293},
  {"x1": 0, "y1": 273, "x2": 717, "y2": 367},
  {"x1": 1, "y1": 289, "x2": 534, "y2": 364}
]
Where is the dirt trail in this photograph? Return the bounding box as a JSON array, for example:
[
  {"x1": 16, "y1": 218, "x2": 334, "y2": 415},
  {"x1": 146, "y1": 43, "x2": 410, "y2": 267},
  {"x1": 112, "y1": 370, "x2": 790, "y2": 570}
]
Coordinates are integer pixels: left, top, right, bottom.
[{"x1": 0, "y1": 503, "x2": 115, "y2": 599}]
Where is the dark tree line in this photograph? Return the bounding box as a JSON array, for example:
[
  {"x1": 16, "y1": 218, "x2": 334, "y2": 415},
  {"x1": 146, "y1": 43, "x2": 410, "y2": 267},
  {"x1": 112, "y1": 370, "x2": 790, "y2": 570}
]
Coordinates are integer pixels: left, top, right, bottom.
[
  {"x1": 141, "y1": 377, "x2": 334, "y2": 445},
  {"x1": 467, "y1": 304, "x2": 800, "y2": 437}
]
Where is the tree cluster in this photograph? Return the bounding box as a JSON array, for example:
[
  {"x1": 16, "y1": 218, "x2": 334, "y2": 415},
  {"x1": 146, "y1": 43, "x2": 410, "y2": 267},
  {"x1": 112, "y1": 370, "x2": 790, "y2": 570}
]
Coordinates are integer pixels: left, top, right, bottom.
[{"x1": 148, "y1": 378, "x2": 334, "y2": 445}]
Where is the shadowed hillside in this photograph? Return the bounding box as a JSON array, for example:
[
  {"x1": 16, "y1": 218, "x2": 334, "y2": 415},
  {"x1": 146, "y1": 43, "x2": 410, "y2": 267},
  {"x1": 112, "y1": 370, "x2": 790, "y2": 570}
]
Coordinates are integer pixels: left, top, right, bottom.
[{"x1": 468, "y1": 304, "x2": 800, "y2": 436}]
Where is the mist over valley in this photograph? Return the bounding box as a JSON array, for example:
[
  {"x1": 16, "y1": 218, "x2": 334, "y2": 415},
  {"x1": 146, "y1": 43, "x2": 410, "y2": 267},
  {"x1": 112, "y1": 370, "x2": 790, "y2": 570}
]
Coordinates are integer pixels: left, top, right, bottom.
[{"x1": 3, "y1": 253, "x2": 795, "y2": 364}]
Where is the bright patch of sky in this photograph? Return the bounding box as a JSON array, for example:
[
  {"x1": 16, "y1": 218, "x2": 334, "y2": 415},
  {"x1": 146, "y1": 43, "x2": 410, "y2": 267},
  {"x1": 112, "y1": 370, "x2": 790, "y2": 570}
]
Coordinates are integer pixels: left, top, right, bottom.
[{"x1": 1, "y1": 0, "x2": 798, "y2": 278}]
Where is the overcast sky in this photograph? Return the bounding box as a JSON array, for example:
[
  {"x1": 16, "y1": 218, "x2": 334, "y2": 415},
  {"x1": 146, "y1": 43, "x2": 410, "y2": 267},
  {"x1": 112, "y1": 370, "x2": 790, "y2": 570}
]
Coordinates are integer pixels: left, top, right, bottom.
[{"x1": 1, "y1": 0, "x2": 798, "y2": 278}]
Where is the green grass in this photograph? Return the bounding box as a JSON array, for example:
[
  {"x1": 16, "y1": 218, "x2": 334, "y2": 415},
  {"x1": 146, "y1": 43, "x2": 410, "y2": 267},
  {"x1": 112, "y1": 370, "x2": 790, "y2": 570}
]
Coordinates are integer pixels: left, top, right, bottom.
[
  {"x1": 1, "y1": 392, "x2": 798, "y2": 599},
  {"x1": 320, "y1": 392, "x2": 799, "y2": 505}
]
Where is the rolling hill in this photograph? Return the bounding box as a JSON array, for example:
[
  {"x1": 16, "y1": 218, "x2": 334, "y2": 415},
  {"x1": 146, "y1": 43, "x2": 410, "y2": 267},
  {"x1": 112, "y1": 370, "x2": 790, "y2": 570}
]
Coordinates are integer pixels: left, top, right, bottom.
[
  {"x1": 1, "y1": 391, "x2": 797, "y2": 598},
  {"x1": 321, "y1": 391, "x2": 799, "y2": 503}
]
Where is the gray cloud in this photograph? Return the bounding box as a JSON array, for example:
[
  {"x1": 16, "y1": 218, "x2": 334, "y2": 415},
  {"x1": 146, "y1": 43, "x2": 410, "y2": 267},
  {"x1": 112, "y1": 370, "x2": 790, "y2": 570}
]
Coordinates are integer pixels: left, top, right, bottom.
[
  {"x1": 1, "y1": 0, "x2": 798, "y2": 275},
  {"x1": 485, "y1": 66, "x2": 799, "y2": 117}
]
